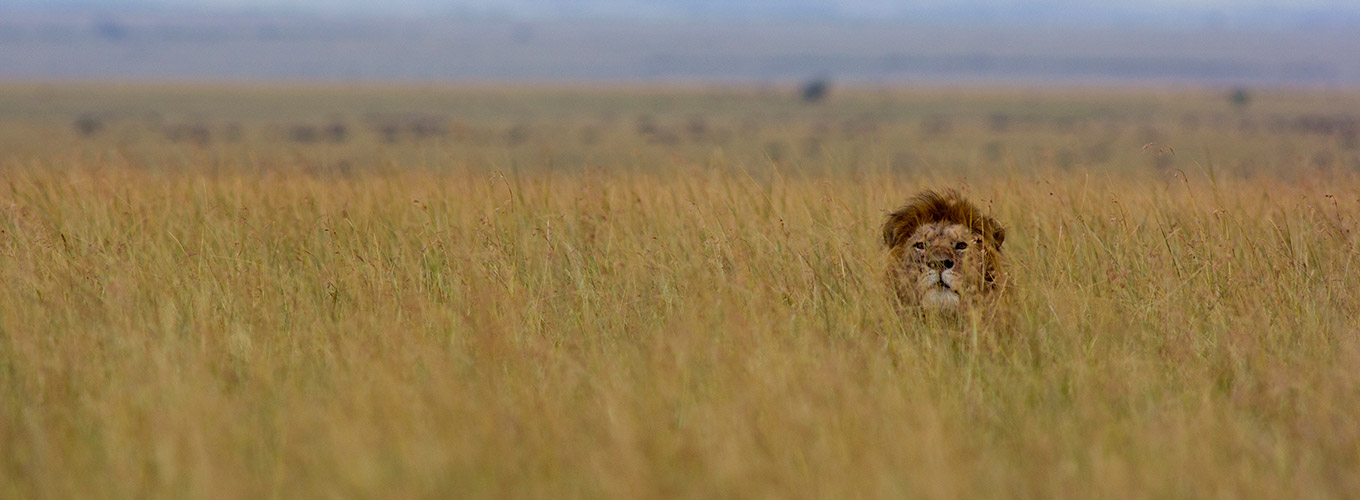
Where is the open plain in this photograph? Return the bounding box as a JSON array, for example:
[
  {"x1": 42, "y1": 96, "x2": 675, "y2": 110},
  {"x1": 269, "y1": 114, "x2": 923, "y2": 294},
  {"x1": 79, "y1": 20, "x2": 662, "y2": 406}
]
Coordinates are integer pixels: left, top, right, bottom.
[{"x1": 1, "y1": 84, "x2": 1358, "y2": 498}]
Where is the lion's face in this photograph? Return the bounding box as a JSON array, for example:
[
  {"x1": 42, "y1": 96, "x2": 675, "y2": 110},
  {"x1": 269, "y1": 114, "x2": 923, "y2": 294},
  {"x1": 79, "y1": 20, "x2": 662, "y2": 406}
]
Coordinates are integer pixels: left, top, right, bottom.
[
  {"x1": 883, "y1": 190, "x2": 1005, "y2": 313},
  {"x1": 893, "y1": 222, "x2": 995, "y2": 310}
]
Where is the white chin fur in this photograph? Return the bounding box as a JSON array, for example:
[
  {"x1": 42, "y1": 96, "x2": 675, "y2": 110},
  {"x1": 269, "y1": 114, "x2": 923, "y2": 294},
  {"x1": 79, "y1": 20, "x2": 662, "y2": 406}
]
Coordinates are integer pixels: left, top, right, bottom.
[{"x1": 922, "y1": 288, "x2": 961, "y2": 309}]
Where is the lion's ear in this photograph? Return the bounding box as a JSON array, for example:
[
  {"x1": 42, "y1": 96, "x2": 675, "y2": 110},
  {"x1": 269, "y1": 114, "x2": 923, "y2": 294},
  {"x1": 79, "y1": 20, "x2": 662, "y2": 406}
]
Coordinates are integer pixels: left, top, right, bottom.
[
  {"x1": 972, "y1": 216, "x2": 1005, "y2": 250},
  {"x1": 882, "y1": 211, "x2": 918, "y2": 248}
]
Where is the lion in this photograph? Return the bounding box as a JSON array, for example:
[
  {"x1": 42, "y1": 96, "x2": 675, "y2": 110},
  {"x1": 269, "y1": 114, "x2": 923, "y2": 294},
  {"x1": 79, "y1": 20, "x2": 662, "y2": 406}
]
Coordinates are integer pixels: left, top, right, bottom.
[{"x1": 882, "y1": 189, "x2": 1006, "y2": 312}]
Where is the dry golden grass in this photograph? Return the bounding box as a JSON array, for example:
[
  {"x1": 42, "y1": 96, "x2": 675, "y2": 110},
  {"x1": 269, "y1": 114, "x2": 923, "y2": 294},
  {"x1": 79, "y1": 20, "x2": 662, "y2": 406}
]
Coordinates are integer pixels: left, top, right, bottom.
[{"x1": 2, "y1": 85, "x2": 1360, "y2": 498}]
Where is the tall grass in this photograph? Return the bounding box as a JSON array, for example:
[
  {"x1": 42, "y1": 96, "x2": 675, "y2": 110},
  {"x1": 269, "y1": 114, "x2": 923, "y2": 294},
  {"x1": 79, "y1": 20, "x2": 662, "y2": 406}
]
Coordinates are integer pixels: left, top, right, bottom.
[{"x1": 2, "y1": 153, "x2": 1358, "y2": 498}]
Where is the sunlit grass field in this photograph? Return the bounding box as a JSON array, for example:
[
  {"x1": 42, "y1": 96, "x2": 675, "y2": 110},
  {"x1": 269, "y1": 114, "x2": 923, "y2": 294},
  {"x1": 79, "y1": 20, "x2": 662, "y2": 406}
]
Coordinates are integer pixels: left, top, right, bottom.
[{"x1": 2, "y1": 84, "x2": 1359, "y2": 498}]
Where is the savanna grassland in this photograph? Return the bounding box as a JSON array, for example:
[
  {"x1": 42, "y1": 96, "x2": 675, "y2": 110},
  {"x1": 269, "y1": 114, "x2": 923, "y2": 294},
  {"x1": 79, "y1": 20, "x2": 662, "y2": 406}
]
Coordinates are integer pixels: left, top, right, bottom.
[{"x1": 2, "y1": 84, "x2": 1359, "y2": 499}]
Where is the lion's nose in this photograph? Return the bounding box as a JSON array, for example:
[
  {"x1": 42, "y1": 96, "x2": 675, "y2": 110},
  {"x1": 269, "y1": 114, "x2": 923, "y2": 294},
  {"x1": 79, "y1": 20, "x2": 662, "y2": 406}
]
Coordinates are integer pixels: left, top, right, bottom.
[{"x1": 929, "y1": 257, "x2": 954, "y2": 270}]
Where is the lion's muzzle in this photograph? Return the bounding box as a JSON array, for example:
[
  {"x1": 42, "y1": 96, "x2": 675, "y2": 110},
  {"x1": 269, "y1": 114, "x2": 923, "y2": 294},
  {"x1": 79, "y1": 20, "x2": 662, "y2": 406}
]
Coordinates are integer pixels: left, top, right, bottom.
[{"x1": 927, "y1": 256, "x2": 955, "y2": 271}]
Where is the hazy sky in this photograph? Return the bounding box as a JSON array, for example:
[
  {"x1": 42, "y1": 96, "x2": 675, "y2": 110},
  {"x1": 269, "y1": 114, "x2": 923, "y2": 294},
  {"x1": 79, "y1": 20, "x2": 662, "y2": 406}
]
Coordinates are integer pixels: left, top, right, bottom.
[
  {"x1": 10, "y1": 0, "x2": 1358, "y2": 17},
  {"x1": 4, "y1": 0, "x2": 1356, "y2": 83}
]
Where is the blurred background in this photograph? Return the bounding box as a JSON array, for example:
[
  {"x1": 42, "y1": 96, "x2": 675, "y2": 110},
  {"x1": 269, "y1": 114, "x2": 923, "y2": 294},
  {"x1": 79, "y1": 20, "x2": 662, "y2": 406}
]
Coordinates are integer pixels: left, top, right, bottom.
[
  {"x1": 3, "y1": 0, "x2": 1358, "y2": 85},
  {"x1": 5, "y1": 6, "x2": 1360, "y2": 499}
]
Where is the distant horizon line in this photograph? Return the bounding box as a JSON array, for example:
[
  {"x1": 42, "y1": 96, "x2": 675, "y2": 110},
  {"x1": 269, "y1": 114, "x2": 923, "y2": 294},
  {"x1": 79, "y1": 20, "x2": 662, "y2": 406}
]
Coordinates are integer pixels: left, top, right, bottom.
[
  {"x1": 2, "y1": 77, "x2": 1355, "y2": 91},
  {"x1": 3, "y1": 3, "x2": 1359, "y2": 30}
]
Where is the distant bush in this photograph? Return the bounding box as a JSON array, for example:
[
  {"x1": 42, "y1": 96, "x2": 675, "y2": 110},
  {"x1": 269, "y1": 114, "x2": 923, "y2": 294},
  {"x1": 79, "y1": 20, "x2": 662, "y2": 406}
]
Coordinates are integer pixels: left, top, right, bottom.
[
  {"x1": 800, "y1": 77, "x2": 829, "y2": 103},
  {"x1": 73, "y1": 115, "x2": 103, "y2": 136}
]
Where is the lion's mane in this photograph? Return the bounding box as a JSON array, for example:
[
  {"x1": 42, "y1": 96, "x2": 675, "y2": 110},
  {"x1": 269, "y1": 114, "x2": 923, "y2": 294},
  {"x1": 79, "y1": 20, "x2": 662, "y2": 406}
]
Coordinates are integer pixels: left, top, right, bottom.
[{"x1": 882, "y1": 189, "x2": 1007, "y2": 309}]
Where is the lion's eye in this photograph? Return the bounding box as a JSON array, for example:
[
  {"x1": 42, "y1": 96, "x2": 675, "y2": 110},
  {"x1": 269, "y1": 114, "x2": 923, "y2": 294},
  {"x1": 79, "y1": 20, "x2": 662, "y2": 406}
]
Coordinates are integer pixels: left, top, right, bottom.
[
  {"x1": 912, "y1": 242, "x2": 925, "y2": 250},
  {"x1": 955, "y1": 241, "x2": 968, "y2": 251}
]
